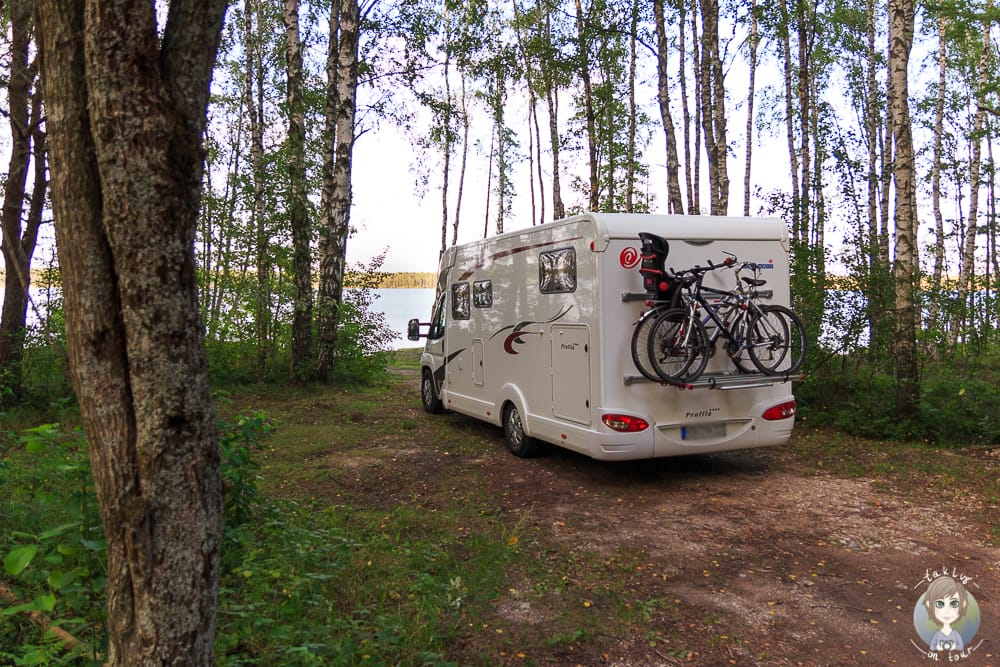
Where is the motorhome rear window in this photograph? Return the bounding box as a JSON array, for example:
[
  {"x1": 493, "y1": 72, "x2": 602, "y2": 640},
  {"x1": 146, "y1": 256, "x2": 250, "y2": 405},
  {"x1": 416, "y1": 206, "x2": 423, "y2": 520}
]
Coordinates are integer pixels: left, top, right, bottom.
[
  {"x1": 451, "y1": 282, "x2": 470, "y2": 319},
  {"x1": 473, "y1": 280, "x2": 493, "y2": 308},
  {"x1": 539, "y1": 248, "x2": 576, "y2": 293}
]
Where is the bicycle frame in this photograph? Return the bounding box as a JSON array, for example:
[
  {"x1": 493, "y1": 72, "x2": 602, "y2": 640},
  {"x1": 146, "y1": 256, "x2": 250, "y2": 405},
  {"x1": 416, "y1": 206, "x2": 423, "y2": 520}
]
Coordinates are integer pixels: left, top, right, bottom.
[{"x1": 679, "y1": 266, "x2": 769, "y2": 362}]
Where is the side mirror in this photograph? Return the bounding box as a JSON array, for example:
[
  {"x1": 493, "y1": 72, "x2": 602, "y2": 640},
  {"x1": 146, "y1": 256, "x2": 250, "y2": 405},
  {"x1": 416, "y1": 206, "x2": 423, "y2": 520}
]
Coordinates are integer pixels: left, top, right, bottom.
[{"x1": 407, "y1": 318, "x2": 421, "y2": 341}]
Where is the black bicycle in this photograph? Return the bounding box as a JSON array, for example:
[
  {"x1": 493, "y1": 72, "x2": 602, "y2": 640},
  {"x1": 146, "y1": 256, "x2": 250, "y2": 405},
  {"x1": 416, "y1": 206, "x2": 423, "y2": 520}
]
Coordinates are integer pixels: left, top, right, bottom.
[{"x1": 644, "y1": 258, "x2": 806, "y2": 385}]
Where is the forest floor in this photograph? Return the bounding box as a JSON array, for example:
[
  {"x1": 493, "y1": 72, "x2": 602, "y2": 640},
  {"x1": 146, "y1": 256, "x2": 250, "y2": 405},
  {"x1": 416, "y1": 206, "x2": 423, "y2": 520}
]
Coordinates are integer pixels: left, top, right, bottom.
[{"x1": 226, "y1": 352, "x2": 1000, "y2": 666}]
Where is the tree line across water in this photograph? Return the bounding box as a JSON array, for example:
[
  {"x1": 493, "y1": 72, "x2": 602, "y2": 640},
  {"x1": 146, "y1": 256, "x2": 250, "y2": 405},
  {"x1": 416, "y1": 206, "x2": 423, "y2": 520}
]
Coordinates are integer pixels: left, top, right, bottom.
[{"x1": 353, "y1": 272, "x2": 437, "y2": 289}]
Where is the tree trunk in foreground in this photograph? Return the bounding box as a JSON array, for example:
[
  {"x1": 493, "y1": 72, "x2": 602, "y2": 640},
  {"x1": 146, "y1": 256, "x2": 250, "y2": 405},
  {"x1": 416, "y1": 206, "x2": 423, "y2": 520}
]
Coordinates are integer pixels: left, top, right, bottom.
[{"x1": 35, "y1": 1, "x2": 227, "y2": 663}]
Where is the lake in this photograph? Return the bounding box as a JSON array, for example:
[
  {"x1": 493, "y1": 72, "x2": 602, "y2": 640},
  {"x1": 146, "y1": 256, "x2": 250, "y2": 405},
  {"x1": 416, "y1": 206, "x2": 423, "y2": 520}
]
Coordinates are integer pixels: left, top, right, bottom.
[
  {"x1": 369, "y1": 288, "x2": 436, "y2": 349},
  {"x1": 22, "y1": 286, "x2": 437, "y2": 350}
]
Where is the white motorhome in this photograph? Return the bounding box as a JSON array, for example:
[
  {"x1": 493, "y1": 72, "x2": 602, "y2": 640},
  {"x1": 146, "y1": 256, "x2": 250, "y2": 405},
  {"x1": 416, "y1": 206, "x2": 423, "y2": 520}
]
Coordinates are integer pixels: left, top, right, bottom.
[{"x1": 407, "y1": 212, "x2": 798, "y2": 461}]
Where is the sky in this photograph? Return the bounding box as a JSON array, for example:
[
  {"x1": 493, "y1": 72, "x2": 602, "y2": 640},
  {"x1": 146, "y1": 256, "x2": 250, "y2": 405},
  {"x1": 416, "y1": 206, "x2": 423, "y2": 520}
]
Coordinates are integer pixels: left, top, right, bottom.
[
  {"x1": 342, "y1": 23, "x2": 797, "y2": 276},
  {"x1": 345, "y1": 91, "x2": 779, "y2": 275}
]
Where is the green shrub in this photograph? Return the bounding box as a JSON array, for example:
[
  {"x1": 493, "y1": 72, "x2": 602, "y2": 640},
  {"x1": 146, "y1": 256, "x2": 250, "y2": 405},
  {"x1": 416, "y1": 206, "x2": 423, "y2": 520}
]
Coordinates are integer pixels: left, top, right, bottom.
[
  {"x1": 219, "y1": 411, "x2": 274, "y2": 528},
  {"x1": 796, "y1": 352, "x2": 1000, "y2": 445},
  {"x1": 1, "y1": 410, "x2": 275, "y2": 664}
]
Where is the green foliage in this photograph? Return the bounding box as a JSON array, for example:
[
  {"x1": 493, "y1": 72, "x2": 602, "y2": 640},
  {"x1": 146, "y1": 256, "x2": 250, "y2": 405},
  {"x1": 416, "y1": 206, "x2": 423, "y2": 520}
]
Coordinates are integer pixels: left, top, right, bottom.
[
  {"x1": 0, "y1": 411, "x2": 275, "y2": 664},
  {"x1": 216, "y1": 501, "x2": 512, "y2": 666},
  {"x1": 19, "y1": 326, "x2": 72, "y2": 405},
  {"x1": 325, "y1": 254, "x2": 400, "y2": 386},
  {"x1": 327, "y1": 293, "x2": 396, "y2": 386},
  {"x1": 219, "y1": 411, "x2": 274, "y2": 528},
  {"x1": 2, "y1": 263, "x2": 73, "y2": 409},
  {"x1": 797, "y1": 353, "x2": 1000, "y2": 444},
  {"x1": 0, "y1": 424, "x2": 106, "y2": 665}
]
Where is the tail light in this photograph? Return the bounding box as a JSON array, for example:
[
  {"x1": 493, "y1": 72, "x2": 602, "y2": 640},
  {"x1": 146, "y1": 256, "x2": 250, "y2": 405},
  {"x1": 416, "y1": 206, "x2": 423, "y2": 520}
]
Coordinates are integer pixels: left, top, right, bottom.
[
  {"x1": 762, "y1": 400, "x2": 796, "y2": 421},
  {"x1": 602, "y1": 414, "x2": 650, "y2": 432}
]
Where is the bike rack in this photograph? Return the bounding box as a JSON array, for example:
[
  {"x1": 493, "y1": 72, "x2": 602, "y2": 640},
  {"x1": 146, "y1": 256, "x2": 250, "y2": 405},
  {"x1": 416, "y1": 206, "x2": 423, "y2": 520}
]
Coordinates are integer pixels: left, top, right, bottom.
[
  {"x1": 622, "y1": 290, "x2": 773, "y2": 303},
  {"x1": 623, "y1": 371, "x2": 803, "y2": 390},
  {"x1": 623, "y1": 287, "x2": 802, "y2": 390}
]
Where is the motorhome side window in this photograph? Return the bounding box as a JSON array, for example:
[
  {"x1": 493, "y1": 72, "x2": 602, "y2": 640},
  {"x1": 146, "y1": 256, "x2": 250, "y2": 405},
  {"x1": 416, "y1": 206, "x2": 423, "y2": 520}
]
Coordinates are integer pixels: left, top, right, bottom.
[
  {"x1": 473, "y1": 280, "x2": 493, "y2": 308},
  {"x1": 539, "y1": 248, "x2": 577, "y2": 293},
  {"x1": 428, "y1": 291, "x2": 446, "y2": 339},
  {"x1": 451, "y1": 282, "x2": 471, "y2": 320}
]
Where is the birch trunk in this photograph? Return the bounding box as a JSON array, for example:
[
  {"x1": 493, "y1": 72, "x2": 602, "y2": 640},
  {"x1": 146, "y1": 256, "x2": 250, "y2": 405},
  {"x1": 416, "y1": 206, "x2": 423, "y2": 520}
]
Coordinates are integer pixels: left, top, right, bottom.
[
  {"x1": 779, "y1": 0, "x2": 801, "y2": 232},
  {"x1": 539, "y1": 0, "x2": 565, "y2": 220},
  {"x1": 955, "y1": 12, "x2": 992, "y2": 339},
  {"x1": 531, "y1": 98, "x2": 546, "y2": 224},
  {"x1": 626, "y1": 1, "x2": 638, "y2": 212},
  {"x1": 888, "y1": 0, "x2": 919, "y2": 414},
  {"x1": 689, "y1": 0, "x2": 701, "y2": 213},
  {"x1": 317, "y1": 0, "x2": 362, "y2": 380},
  {"x1": 928, "y1": 14, "x2": 947, "y2": 334},
  {"x1": 575, "y1": 0, "x2": 599, "y2": 211},
  {"x1": 698, "y1": 0, "x2": 720, "y2": 214},
  {"x1": 797, "y1": 1, "x2": 812, "y2": 243},
  {"x1": 453, "y1": 70, "x2": 470, "y2": 242},
  {"x1": 707, "y1": 0, "x2": 729, "y2": 214},
  {"x1": 285, "y1": 0, "x2": 313, "y2": 379},
  {"x1": 441, "y1": 3, "x2": 453, "y2": 253},
  {"x1": 653, "y1": 0, "x2": 685, "y2": 214},
  {"x1": 247, "y1": 0, "x2": 271, "y2": 380},
  {"x1": 743, "y1": 0, "x2": 758, "y2": 217}
]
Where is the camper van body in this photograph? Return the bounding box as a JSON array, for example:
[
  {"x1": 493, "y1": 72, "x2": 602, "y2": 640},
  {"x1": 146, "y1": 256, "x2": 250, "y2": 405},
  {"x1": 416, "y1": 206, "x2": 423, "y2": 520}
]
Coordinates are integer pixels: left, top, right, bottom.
[{"x1": 410, "y1": 212, "x2": 797, "y2": 461}]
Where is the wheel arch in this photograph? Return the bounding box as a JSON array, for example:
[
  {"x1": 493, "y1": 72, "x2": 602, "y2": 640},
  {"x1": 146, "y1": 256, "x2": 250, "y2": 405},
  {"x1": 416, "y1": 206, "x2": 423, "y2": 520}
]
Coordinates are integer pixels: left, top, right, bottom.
[{"x1": 496, "y1": 383, "x2": 529, "y2": 432}]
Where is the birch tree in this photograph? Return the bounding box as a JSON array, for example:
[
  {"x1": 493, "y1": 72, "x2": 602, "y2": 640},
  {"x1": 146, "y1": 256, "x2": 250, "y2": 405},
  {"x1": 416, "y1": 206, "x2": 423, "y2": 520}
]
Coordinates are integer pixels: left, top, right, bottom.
[
  {"x1": 575, "y1": 0, "x2": 599, "y2": 211},
  {"x1": 743, "y1": 0, "x2": 759, "y2": 216},
  {"x1": 285, "y1": 0, "x2": 313, "y2": 380},
  {"x1": 699, "y1": 0, "x2": 729, "y2": 214},
  {"x1": 954, "y1": 7, "x2": 992, "y2": 340},
  {"x1": 887, "y1": 0, "x2": 919, "y2": 413},
  {"x1": 653, "y1": 0, "x2": 685, "y2": 213},
  {"x1": 317, "y1": 0, "x2": 365, "y2": 380}
]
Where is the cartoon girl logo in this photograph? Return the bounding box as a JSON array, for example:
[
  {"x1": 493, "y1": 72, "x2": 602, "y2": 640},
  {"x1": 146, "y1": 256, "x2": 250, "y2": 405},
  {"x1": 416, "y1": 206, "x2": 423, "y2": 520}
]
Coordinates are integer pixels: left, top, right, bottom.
[{"x1": 913, "y1": 574, "x2": 982, "y2": 658}]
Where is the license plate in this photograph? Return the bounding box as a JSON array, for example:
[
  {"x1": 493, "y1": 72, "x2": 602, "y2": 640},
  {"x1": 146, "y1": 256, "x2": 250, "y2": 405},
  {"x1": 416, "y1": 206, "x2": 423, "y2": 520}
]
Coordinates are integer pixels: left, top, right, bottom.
[{"x1": 681, "y1": 423, "x2": 726, "y2": 440}]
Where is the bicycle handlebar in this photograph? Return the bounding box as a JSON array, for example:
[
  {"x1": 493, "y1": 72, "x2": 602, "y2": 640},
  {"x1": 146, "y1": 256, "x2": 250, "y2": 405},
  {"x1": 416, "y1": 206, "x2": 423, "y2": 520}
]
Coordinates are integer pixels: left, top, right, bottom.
[
  {"x1": 669, "y1": 254, "x2": 738, "y2": 278},
  {"x1": 667, "y1": 256, "x2": 769, "y2": 296}
]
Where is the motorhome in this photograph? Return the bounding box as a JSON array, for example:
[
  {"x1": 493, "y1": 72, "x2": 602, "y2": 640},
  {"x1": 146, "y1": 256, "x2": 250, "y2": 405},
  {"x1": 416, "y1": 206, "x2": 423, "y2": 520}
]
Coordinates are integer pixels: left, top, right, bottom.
[{"x1": 407, "y1": 212, "x2": 799, "y2": 461}]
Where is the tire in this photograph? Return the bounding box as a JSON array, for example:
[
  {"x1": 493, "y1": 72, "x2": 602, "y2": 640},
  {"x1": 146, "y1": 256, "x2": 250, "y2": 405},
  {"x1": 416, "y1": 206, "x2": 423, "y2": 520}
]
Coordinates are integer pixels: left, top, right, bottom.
[
  {"x1": 747, "y1": 305, "x2": 806, "y2": 376},
  {"x1": 646, "y1": 308, "x2": 709, "y2": 384},
  {"x1": 503, "y1": 403, "x2": 540, "y2": 458},
  {"x1": 630, "y1": 309, "x2": 664, "y2": 382},
  {"x1": 421, "y1": 369, "x2": 444, "y2": 414}
]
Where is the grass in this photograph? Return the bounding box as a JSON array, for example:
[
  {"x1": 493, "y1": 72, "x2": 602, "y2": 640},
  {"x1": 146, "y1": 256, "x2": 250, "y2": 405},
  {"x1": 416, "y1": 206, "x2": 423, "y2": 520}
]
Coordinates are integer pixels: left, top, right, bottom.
[{"x1": 4, "y1": 349, "x2": 1000, "y2": 664}]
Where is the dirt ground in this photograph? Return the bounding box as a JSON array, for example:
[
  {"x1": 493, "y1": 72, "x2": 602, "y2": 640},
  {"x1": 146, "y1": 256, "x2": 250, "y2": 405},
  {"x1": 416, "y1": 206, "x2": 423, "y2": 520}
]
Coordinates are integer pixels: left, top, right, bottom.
[
  {"x1": 472, "y1": 440, "x2": 999, "y2": 666},
  {"x1": 271, "y1": 370, "x2": 1000, "y2": 666}
]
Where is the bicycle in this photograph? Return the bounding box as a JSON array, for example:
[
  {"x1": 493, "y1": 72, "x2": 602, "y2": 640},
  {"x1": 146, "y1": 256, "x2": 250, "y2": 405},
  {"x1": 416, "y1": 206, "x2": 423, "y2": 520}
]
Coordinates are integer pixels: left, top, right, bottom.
[
  {"x1": 645, "y1": 257, "x2": 806, "y2": 385},
  {"x1": 629, "y1": 233, "x2": 703, "y2": 382}
]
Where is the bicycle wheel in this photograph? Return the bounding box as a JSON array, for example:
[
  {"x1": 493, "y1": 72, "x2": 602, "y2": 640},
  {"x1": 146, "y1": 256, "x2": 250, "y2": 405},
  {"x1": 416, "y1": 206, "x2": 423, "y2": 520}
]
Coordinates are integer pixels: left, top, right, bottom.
[
  {"x1": 747, "y1": 305, "x2": 806, "y2": 375},
  {"x1": 630, "y1": 308, "x2": 665, "y2": 382},
  {"x1": 646, "y1": 308, "x2": 709, "y2": 384}
]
